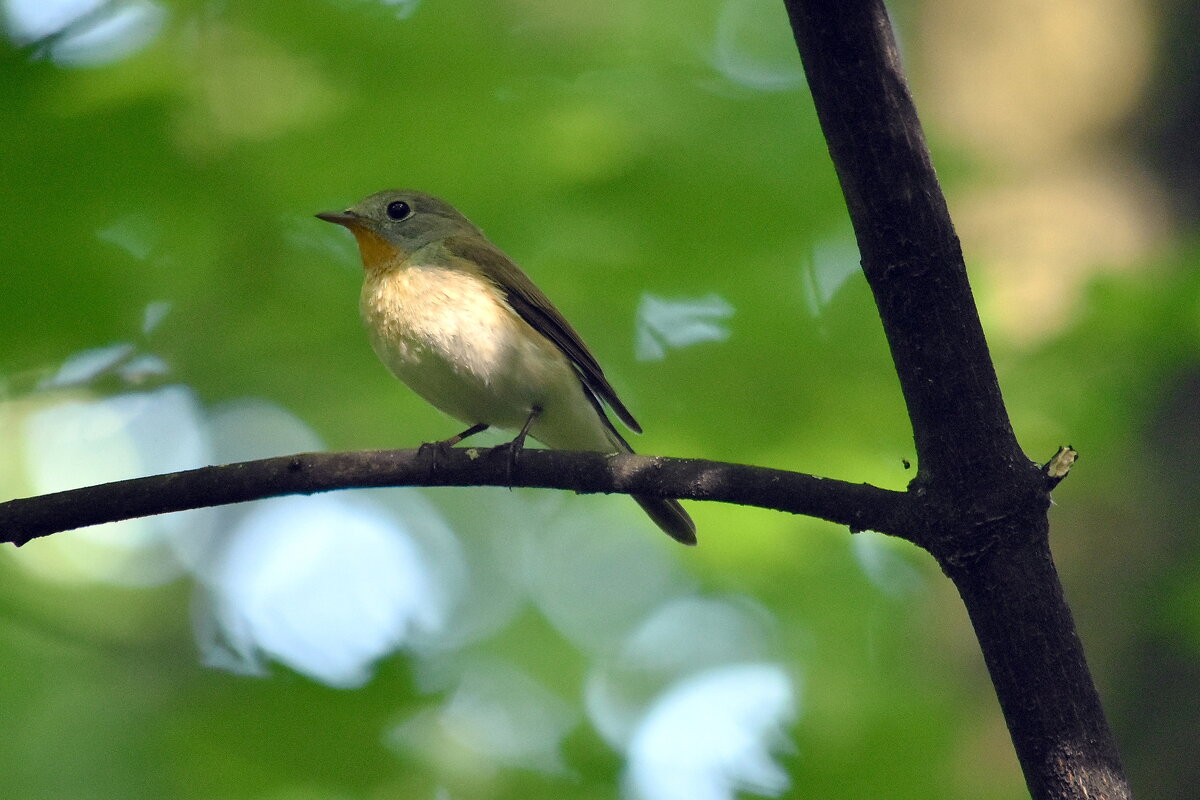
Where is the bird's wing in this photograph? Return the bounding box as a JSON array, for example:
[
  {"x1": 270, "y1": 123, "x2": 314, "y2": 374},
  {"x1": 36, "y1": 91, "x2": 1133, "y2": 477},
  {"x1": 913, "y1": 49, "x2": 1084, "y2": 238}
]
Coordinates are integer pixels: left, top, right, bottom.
[{"x1": 445, "y1": 235, "x2": 643, "y2": 434}]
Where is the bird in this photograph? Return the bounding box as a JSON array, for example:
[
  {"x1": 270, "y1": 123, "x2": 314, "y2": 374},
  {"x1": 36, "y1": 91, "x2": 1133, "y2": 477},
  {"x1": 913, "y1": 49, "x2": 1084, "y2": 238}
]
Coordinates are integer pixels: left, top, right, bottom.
[{"x1": 316, "y1": 189, "x2": 696, "y2": 545}]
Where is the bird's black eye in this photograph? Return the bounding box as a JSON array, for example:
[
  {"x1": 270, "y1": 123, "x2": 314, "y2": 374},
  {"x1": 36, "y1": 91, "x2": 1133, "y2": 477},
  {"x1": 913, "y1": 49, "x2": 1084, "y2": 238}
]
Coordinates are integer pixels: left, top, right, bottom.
[{"x1": 386, "y1": 200, "x2": 413, "y2": 221}]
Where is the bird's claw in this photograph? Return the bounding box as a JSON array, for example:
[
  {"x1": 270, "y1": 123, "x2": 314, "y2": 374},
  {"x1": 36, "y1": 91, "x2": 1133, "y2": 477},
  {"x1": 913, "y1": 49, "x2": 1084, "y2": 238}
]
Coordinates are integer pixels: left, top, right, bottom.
[
  {"x1": 492, "y1": 406, "x2": 540, "y2": 488},
  {"x1": 418, "y1": 439, "x2": 455, "y2": 479},
  {"x1": 419, "y1": 422, "x2": 490, "y2": 479},
  {"x1": 488, "y1": 439, "x2": 525, "y2": 488}
]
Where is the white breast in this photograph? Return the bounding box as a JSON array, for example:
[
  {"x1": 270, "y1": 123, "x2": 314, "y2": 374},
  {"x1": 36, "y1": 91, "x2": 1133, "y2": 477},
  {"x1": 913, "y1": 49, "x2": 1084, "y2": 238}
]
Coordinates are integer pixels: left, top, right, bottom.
[{"x1": 360, "y1": 263, "x2": 613, "y2": 451}]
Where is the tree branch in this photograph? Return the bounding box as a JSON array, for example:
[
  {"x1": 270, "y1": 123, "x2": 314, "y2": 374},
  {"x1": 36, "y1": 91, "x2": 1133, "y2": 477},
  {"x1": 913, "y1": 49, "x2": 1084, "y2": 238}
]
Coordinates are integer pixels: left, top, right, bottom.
[
  {"x1": 0, "y1": 447, "x2": 916, "y2": 547},
  {"x1": 784, "y1": 0, "x2": 1026, "y2": 491},
  {"x1": 0, "y1": 3, "x2": 1130, "y2": 798},
  {"x1": 782, "y1": 2, "x2": 1130, "y2": 798}
]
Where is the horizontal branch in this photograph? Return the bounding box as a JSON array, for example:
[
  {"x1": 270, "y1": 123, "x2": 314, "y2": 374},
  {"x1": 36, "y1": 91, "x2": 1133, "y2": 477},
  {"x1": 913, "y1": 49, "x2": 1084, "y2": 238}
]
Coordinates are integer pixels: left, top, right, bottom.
[{"x1": 0, "y1": 446, "x2": 917, "y2": 546}]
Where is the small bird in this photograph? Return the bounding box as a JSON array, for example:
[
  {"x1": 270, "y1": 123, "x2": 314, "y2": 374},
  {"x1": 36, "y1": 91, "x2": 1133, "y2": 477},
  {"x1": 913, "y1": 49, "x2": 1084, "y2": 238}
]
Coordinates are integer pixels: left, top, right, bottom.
[{"x1": 316, "y1": 190, "x2": 696, "y2": 545}]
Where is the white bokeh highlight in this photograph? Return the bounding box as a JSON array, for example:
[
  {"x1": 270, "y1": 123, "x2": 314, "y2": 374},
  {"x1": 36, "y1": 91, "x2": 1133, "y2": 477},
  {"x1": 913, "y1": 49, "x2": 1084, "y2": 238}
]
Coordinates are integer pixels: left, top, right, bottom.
[
  {"x1": 202, "y1": 494, "x2": 455, "y2": 689},
  {"x1": 390, "y1": 658, "x2": 577, "y2": 774},
  {"x1": 626, "y1": 664, "x2": 795, "y2": 800},
  {"x1": 710, "y1": 0, "x2": 806, "y2": 92},
  {"x1": 3, "y1": 0, "x2": 166, "y2": 66},
  {"x1": 585, "y1": 595, "x2": 779, "y2": 750},
  {"x1": 635, "y1": 293, "x2": 734, "y2": 362},
  {"x1": 801, "y1": 235, "x2": 862, "y2": 318},
  {"x1": 14, "y1": 384, "x2": 212, "y2": 585}
]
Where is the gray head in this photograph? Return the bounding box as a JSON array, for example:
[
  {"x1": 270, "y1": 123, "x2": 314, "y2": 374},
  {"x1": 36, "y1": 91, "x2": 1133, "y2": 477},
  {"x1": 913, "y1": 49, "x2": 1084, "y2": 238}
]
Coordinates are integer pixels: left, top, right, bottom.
[{"x1": 316, "y1": 189, "x2": 485, "y2": 259}]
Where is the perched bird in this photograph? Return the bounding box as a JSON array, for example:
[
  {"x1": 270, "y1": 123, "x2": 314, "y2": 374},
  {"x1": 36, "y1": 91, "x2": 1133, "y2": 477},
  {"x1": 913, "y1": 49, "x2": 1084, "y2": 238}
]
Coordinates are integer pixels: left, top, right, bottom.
[{"x1": 316, "y1": 190, "x2": 696, "y2": 545}]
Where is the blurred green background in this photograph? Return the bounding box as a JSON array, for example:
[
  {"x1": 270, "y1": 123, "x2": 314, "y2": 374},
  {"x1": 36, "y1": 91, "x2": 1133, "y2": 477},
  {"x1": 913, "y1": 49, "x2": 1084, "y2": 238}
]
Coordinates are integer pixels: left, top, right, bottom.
[{"x1": 1, "y1": 0, "x2": 1197, "y2": 798}]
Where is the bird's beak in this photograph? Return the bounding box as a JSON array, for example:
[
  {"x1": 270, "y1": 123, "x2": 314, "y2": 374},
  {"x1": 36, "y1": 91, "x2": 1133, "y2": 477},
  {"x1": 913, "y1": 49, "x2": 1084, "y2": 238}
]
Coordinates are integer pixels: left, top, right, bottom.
[{"x1": 315, "y1": 210, "x2": 361, "y2": 228}]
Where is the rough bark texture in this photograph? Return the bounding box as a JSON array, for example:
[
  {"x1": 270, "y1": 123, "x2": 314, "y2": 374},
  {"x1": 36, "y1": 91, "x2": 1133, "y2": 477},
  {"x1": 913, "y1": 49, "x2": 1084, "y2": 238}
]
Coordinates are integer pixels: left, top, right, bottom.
[
  {"x1": 0, "y1": 448, "x2": 917, "y2": 546},
  {"x1": 781, "y1": 1, "x2": 1129, "y2": 797},
  {"x1": 0, "y1": 2, "x2": 1132, "y2": 798}
]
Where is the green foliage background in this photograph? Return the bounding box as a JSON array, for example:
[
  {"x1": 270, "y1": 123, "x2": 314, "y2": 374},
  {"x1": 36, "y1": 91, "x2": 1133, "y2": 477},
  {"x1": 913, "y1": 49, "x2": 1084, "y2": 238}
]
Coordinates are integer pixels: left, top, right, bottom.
[{"x1": 1, "y1": 1, "x2": 1198, "y2": 798}]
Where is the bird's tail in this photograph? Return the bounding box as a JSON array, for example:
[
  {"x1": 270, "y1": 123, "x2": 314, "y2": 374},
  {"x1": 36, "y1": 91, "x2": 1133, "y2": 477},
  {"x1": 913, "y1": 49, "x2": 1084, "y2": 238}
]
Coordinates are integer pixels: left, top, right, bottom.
[
  {"x1": 560, "y1": 392, "x2": 697, "y2": 545},
  {"x1": 600, "y1": 423, "x2": 696, "y2": 545},
  {"x1": 634, "y1": 494, "x2": 697, "y2": 545}
]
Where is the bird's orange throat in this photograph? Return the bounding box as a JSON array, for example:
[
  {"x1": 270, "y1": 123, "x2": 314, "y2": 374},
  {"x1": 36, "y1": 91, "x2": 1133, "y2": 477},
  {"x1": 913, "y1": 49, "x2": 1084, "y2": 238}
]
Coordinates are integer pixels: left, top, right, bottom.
[{"x1": 348, "y1": 226, "x2": 404, "y2": 271}]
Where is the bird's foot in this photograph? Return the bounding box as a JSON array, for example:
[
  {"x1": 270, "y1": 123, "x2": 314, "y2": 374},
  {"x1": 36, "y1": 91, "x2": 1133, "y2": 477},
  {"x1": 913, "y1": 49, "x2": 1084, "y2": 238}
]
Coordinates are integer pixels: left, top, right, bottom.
[
  {"x1": 418, "y1": 423, "x2": 490, "y2": 478},
  {"x1": 491, "y1": 406, "x2": 541, "y2": 487},
  {"x1": 417, "y1": 439, "x2": 454, "y2": 479}
]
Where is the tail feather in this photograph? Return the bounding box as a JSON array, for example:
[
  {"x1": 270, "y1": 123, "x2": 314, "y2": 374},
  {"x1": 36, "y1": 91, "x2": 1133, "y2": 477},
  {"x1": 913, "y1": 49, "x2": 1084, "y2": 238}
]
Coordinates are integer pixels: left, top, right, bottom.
[
  {"x1": 551, "y1": 386, "x2": 697, "y2": 544},
  {"x1": 634, "y1": 495, "x2": 697, "y2": 545}
]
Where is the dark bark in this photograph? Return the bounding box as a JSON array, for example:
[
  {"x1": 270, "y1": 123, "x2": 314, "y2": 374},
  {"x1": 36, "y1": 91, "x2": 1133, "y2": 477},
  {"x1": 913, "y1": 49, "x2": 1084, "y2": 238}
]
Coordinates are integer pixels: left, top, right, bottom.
[
  {"x1": 782, "y1": 1, "x2": 1129, "y2": 798},
  {"x1": 0, "y1": 448, "x2": 917, "y2": 546},
  {"x1": 0, "y1": 2, "x2": 1129, "y2": 798}
]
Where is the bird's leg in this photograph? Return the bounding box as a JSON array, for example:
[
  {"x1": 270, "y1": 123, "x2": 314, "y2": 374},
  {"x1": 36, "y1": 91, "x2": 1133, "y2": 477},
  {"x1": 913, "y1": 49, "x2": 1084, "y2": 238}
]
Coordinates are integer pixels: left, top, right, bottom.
[
  {"x1": 493, "y1": 406, "x2": 541, "y2": 486},
  {"x1": 511, "y1": 407, "x2": 540, "y2": 452},
  {"x1": 441, "y1": 423, "x2": 490, "y2": 447},
  {"x1": 419, "y1": 423, "x2": 490, "y2": 477}
]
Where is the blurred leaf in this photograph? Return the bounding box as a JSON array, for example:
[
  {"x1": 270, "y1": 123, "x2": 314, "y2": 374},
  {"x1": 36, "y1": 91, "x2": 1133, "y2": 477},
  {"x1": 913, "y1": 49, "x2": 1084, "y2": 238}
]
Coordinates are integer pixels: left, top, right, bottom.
[{"x1": 0, "y1": 1, "x2": 1194, "y2": 799}]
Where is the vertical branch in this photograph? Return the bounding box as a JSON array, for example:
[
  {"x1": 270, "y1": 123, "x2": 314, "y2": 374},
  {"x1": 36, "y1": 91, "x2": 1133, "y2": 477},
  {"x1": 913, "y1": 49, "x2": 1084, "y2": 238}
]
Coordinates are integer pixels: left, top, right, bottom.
[
  {"x1": 944, "y1": 526, "x2": 1132, "y2": 799},
  {"x1": 783, "y1": 0, "x2": 1024, "y2": 490},
  {"x1": 780, "y1": 2, "x2": 1131, "y2": 798}
]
